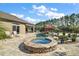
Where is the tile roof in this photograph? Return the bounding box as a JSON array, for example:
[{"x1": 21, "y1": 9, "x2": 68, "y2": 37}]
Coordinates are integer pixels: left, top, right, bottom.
[{"x1": 0, "y1": 11, "x2": 33, "y2": 25}]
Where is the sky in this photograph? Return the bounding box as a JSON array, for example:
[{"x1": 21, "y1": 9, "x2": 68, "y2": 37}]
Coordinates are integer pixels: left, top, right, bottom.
[{"x1": 0, "y1": 3, "x2": 79, "y2": 24}]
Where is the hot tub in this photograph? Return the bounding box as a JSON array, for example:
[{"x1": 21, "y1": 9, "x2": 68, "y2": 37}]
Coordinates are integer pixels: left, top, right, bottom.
[
  {"x1": 24, "y1": 36, "x2": 57, "y2": 53},
  {"x1": 32, "y1": 37, "x2": 51, "y2": 44}
]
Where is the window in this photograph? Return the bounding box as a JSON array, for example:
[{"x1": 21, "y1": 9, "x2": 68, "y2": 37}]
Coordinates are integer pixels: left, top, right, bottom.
[
  {"x1": 12, "y1": 23, "x2": 20, "y2": 34},
  {"x1": 13, "y1": 25, "x2": 17, "y2": 31}
]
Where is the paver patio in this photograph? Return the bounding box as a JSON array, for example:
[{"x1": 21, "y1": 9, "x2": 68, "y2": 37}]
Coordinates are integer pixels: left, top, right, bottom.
[{"x1": 0, "y1": 33, "x2": 79, "y2": 56}]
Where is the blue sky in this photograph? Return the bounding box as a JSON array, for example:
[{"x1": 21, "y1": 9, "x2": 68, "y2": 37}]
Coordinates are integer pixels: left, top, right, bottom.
[{"x1": 0, "y1": 3, "x2": 79, "y2": 24}]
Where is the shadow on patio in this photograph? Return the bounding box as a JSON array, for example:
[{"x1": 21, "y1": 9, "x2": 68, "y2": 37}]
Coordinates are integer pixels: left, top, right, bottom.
[{"x1": 19, "y1": 42, "x2": 35, "y2": 54}]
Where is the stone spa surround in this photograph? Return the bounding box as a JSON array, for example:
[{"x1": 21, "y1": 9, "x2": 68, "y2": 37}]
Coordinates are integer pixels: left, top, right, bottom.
[{"x1": 24, "y1": 36, "x2": 57, "y2": 53}]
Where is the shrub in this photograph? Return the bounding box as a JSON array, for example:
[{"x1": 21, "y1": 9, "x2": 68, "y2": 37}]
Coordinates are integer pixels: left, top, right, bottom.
[
  {"x1": 0, "y1": 27, "x2": 10, "y2": 40},
  {"x1": 71, "y1": 33, "x2": 77, "y2": 42},
  {"x1": 68, "y1": 33, "x2": 71, "y2": 37},
  {"x1": 59, "y1": 32, "x2": 68, "y2": 44},
  {"x1": 63, "y1": 32, "x2": 65, "y2": 36}
]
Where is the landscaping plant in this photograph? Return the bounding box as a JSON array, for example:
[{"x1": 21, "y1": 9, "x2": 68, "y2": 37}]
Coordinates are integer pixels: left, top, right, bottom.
[
  {"x1": 0, "y1": 26, "x2": 10, "y2": 40},
  {"x1": 71, "y1": 33, "x2": 77, "y2": 42}
]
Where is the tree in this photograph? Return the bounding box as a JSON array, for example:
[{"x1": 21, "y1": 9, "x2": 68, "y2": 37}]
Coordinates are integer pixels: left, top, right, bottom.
[
  {"x1": 64, "y1": 15, "x2": 69, "y2": 27},
  {"x1": 70, "y1": 13, "x2": 76, "y2": 26},
  {"x1": 35, "y1": 13, "x2": 79, "y2": 33}
]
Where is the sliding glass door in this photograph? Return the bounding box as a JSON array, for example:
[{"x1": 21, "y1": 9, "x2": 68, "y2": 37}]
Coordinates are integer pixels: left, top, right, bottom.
[{"x1": 12, "y1": 25, "x2": 20, "y2": 34}]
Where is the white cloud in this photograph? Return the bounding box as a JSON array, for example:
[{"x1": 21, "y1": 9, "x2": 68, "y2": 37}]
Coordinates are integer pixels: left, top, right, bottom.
[
  {"x1": 10, "y1": 5, "x2": 65, "y2": 24},
  {"x1": 33, "y1": 5, "x2": 47, "y2": 13},
  {"x1": 32, "y1": 5, "x2": 65, "y2": 19},
  {"x1": 10, "y1": 13, "x2": 41, "y2": 24},
  {"x1": 25, "y1": 17, "x2": 41, "y2": 24},
  {"x1": 37, "y1": 13, "x2": 43, "y2": 16},
  {"x1": 45, "y1": 11, "x2": 64, "y2": 19},
  {"x1": 10, "y1": 13, "x2": 24, "y2": 18},
  {"x1": 50, "y1": 8, "x2": 58, "y2": 11}
]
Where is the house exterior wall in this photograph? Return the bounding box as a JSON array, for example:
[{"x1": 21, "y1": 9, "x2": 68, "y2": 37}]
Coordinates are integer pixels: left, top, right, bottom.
[
  {"x1": 0, "y1": 19, "x2": 12, "y2": 31},
  {"x1": 20, "y1": 24, "x2": 26, "y2": 34},
  {"x1": 0, "y1": 18, "x2": 26, "y2": 34}
]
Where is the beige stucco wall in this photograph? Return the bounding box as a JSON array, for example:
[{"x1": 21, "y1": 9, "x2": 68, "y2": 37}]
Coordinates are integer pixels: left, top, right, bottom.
[
  {"x1": 20, "y1": 24, "x2": 26, "y2": 34},
  {"x1": 0, "y1": 19, "x2": 26, "y2": 35},
  {"x1": 0, "y1": 20, "x2": 12, "y2": 31}
]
